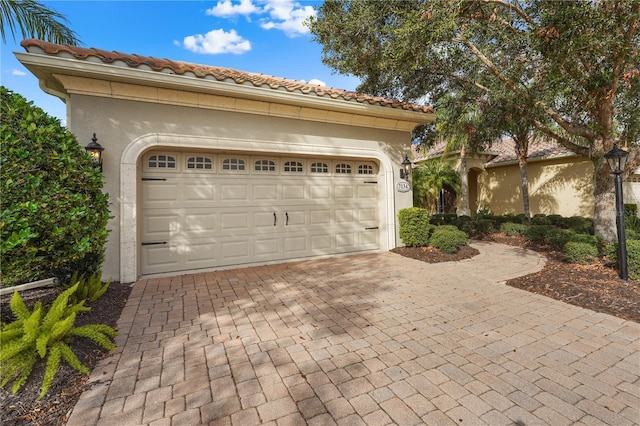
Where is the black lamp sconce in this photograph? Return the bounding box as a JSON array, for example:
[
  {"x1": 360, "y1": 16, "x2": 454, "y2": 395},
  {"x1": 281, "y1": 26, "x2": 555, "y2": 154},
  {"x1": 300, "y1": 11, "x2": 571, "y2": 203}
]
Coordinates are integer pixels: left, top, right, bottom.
[
  {"x1": 85, "y1": 133, "x2": 104, "y2": 172},
  {"x1": 400, "y1": 154, "x2": 412, "y2": 180}
]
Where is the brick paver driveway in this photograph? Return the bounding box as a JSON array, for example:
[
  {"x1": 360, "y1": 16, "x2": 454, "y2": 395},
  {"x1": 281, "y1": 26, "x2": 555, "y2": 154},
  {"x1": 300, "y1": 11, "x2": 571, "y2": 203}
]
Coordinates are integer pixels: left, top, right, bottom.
[{"x1": 68, "y1": 242, "x2": 639, "y2": 425}]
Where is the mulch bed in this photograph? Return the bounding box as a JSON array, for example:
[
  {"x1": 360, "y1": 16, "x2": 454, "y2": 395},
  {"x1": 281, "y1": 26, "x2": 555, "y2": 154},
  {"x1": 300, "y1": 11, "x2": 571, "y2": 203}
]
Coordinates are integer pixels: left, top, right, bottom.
[{"x1": 1, "y1": 234, "x2": 638, "y2": 425}]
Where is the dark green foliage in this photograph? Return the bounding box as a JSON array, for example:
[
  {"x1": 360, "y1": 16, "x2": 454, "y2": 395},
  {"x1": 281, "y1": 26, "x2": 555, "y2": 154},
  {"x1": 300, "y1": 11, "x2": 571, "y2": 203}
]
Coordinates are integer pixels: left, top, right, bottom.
[
  {"x1": 398, "y1": 208, "x2": 430, "y2": 247},
  {"x1": 0, "y1": 284, "x2": 118, "y2": 398},
  {"x1": 430, "y1": 227, "x2": 469, "y2": 254},
  {"x1": 626, "y1": 214, "x2": 640, "y2": 238},
  {"x1": 605, "y1": 239, "x2": 640, "y2": 281},
  {"x1": 524, "y1": 225, "x2": 553, "y2": 243},
  {"x1": 429, "y1": 213, "x2": 458, "y2": 226},
  {"x1": 560, "y1": 216, "x2": 595, "y2": 235},
  {"x1": 474, "y1": 219, "x2": 495, "y2": 234},
  {"x1": 564, "y1": 242, "x2": 598, "y2": 265},
  {"x1": 547, "y1": 215, "x2": 564, "y2": 226},
  {"x1": 568, "y1": 233, "x2": 600, "y2": 248},
  {"x1": 500, "y1": 222, "x2": 528, "y2": 236},
  {"x1": 64, "y1": 272, "x2": 111, "y2": 304},
  {"x1": 544, "y1": 229, "x2": 576, "y2": 249},
  {"x1": 531, "y1": 214, "x2": 551, "y2": 226},
  {"x1": 455, "y1": 216, "x2": 474, "y2": 234},
  {"x1": 624, "y1": 203, "x2": 638, "y2": 218},
  {"x1": 0, "y1": 87, "x2": 111, "y2": 286}
]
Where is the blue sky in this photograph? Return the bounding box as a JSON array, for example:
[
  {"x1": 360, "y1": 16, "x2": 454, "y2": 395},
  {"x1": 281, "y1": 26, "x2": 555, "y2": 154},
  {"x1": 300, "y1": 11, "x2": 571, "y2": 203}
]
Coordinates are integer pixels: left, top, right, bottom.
[{"x1": 1, "y1": 0, "x2": 361, "y2": 124}]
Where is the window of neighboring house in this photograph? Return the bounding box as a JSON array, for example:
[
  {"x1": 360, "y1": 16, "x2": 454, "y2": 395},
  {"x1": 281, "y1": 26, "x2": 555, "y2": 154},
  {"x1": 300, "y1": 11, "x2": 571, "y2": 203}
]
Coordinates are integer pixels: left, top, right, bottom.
[
  {"x1": 335, "y1": 163, "x2": 352, "y2": 174},
  {"x1": 310, "y1": 162, "x2": 329, "y2": 173},
  {"x1": 147, "y1": 154, "x2": 177, "y2": 170},
  {"x1": 254, "y1": 159, "x2": 277, "y2": 172},
  {"x1": 222, "y1": 158, "x2": 246, "y2": 171},
  {"x1": 186, "y1": 156, "x2": 213, "y2": 170},
  {"x1": 283, "y1": 161, "x2": 304, "y2": 173}
]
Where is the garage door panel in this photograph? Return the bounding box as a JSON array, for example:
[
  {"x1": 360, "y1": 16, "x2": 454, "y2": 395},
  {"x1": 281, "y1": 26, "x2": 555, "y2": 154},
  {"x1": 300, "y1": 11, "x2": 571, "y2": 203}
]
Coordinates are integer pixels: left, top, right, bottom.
[
  {"x1": 284, "y1": 235, "x2": 307, "y2": 255},
  {"x1": 336, "y1": 209, "x2": 355, "y2": 223},
  {"x1": 184, "y1": 212, "x2": 216, "y2": 233},
  {"x1": 220, "y1": 240, "x2": 250, "y2": 260},
  {"x1": 310, "y1": 210, "x2": 331, "y2": 225},
  {"x1": 283, "y1": 185, "x2": 305, "y2": 200},
  {"x1": 221, "y1": 212, "x2": 249, "y2": 230},
  {"x1": 357, "y1": 185, "x2": 377, "y2": 199},
  {"x1": 358, "y1": 208, "x2": 377, "y2": 222},
  {"x1": 359, "y1": 231, "x2": 379, "y2": 248},
  {"x1": 336, "y1": 233, "x2": 356, "y2": 249},
  {"x1": 143, "y1": 213, "x2": 176, "y2": 238},
  {"x1": 335, "y1": 186, "x2": 355, "y2": 199},
  {"x1": 254, "y1": 237, "x2": 279, "y2": 256},
  {"x1": 144, "y1": 183, "x2": 179, "y2": 202},
  {"x1": 221, "y1": 184, "x2": 249, "y2": 201},
  {"x1": 310, "y1": 186, "x2": 331, "y2": 199},
  {"x1": 253, "y1": 184, "x2": 278, "y2": 200}
]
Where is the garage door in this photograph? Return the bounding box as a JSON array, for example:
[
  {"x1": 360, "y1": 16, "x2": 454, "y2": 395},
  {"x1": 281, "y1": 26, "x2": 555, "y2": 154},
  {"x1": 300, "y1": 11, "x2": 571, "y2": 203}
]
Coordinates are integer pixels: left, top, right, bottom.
[{"x1": 140, "y1": 151, "x2": 381, "y2": 275}]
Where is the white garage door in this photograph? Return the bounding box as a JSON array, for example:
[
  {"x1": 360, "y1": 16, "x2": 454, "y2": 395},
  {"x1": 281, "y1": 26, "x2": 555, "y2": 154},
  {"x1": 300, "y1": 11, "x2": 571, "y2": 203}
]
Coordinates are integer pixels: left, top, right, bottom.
[{"x1": 140, "y1": 151, "x2": 381, "y2": 275}]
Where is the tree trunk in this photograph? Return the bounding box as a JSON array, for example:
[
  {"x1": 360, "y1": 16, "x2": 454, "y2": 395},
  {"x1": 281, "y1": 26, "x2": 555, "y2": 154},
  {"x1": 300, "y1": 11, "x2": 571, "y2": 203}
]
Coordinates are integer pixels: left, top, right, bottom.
[
  {"x1": 593, "y1": 156, "x2": 617, "y2": 242},
  {"x1": 518, "y1": 156, "x2": 531, "y2": 223},
  {"x1": 458, "y1": 145, "x2": 471, "y2": 216}
]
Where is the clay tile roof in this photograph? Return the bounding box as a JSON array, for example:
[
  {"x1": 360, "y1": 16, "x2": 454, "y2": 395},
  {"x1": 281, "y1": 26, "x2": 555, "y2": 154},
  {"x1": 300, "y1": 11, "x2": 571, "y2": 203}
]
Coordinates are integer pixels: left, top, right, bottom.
[
  {"x1": 21, "y1": 39, "x2": 433, "y2": 114},
  {"x1": 413, "y1": 137, "x2": 576, "y2": 164}
]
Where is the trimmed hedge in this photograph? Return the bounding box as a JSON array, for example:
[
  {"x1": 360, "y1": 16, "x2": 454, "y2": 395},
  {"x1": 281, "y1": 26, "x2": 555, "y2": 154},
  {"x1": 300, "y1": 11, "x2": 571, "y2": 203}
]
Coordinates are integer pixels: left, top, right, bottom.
[
  {"x1": 564, "y1": 242, "x2": 598, "y2": 264},
  {"x1": 0, "y1": 87, "x2": 110, "y2": 286},
  {"x1": 398, "y1": 208, "x2": 430, "y2": 247},
  {"x1": 500, "y1": 222, "x2": 528, "y2": 236},
  {"x1": 605, "y1": 239, "x2": 640, "y2": 281},
  {"x1": 430, "y1": 227, "x2": 469, "y2": 254}
]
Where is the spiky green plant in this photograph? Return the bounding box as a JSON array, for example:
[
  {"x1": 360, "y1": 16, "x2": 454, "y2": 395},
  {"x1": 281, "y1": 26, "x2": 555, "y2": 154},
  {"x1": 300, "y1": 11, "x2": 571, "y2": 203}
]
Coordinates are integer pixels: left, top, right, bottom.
[
  {"x1": 65, "y1": 271, "x2": 111, "y2": 304},
  {"x1": 0, "y1": 283, "x2": 118, "y2": 398}
]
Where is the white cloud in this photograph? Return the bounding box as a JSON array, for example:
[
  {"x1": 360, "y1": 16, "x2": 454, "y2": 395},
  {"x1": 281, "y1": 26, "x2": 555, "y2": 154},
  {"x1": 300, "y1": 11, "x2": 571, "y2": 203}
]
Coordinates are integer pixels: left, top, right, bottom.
[
  {"x1": 307, "y1": 79, "x2": 326, "y2": 86},
  {"x1": 11, "y1": 69, "x2": 26, "y2": 76},
  {"x1": 206, "y1": 0, "x2": 259, "y2": 18},
  {"x1": 260, "y1": 0, "x2": 316, "y2": 37},
  {"x1": 182, "y1": 29, "x2": 251, "y2": 54}
]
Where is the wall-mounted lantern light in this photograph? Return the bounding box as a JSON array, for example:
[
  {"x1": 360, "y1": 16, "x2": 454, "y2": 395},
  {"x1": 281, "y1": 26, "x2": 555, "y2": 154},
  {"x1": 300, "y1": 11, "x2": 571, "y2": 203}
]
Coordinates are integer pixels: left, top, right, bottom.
[
  {"x1": 604, "y1": 142, "x2": 629, "y2": 281},
  {"x1": 400, "y1": 154, "x2": 412, "y2": 180},
  {"x1": 85, "y1": 133, "x2": 104, "y2": 172}
]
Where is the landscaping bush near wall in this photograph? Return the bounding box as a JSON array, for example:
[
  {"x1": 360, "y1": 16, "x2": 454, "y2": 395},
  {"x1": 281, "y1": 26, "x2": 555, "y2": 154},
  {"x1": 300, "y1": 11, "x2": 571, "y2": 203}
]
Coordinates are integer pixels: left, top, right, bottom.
[
  {"x1": 398, "y1": 207, "x2": 431, "y2": 247},
  {"x1": 0, "y1": 87, "x2": 111, "y2": 287},
  {"x1": 429, "y1": 227, "x2": 469, "y2": 254},
  {"x1": 564, "y1": 242, "x2": 598, "y2": 264},
  {"x1": 605, "y1": 239, "x2": 640, "y2": 281}
]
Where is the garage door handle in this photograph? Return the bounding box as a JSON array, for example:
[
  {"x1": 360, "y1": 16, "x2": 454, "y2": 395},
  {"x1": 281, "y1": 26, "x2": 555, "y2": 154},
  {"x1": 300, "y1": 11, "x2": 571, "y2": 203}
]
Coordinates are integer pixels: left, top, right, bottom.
[
  {"x1": 365, "y1": 227, "x2": 379, "y2": 230},
  {"x1": 285, "y1": 212, "x2": 289, "y2": 226},
  {"x1": 274, "y1": 212, "x2": 277, "y2": 226},
  {"x1": 142, "y1": 177, "x2": 167, "y2": 181},
  {"x1": 142, "y1": 241, "x2": 168, "y2": 246}
]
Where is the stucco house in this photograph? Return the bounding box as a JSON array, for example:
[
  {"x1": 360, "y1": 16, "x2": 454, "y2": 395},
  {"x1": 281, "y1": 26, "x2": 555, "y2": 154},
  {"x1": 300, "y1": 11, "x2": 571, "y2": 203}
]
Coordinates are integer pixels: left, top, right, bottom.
[
  {"x1": 415, "y1": 139, "x2": 640, "y2": 218},
  {"x1": 16, "y1": 39, "x2": 435, "y2": 284}
]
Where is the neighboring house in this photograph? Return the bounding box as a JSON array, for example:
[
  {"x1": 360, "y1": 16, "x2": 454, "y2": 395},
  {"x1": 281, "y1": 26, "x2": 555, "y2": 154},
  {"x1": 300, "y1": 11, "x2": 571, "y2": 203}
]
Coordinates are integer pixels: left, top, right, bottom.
[
  {"x1": 415, "y1": 138, "x2": 640, "y2": 218},
  {"x1": 17, "y1": 39, "x2": 435, "y2": 283}
]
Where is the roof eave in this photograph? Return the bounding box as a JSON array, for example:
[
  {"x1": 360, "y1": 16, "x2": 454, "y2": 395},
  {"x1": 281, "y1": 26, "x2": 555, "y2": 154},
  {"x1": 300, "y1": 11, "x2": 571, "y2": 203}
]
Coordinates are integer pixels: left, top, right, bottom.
[{"x1": 15, "y1": 50, "x2": 436, "y2": 127}]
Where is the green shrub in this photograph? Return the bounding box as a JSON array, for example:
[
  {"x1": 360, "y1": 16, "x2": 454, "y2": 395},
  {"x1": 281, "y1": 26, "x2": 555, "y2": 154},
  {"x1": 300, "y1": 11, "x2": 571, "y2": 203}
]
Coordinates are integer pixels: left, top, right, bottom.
[
  {"x1": 430, "y1": 228, "x2": 469, "y2": 254},
  {"x1": 544, "y1": 229, "x2": 576, "y2": 249},
  {"x1": 0, "y1": 283, "x2": 118, "y2": 398},
  {"x1": 564, "y1": 242, "x2": 598, "y2": 264},
  {"x1": 626, "y1": 214, "x2": 640, "y2": 237},
  {"x1": 435, "y1": 224, "x2": 460, "y2": 232},
  {"x1": 531, "y1": 214, "x2": 551, "y2": 225},
  {"x1": 430, "y1": 213, "x2": 458, "y2": 226},
  {"x1": 474, "y1": 219, "x2": 495, "y2": 234},
  {"x1": 561, "y1": 216, "x2": 594, "y2": 235},
  {"x1": 547, "y1": 214, "x2": 564, "y2": 226},
  {"x1": 624, "y1": 203, "x2": 638, "y2": 218},
  {"x1": 398, "y1": 208, "x2": 430, "y2": 247},
  {"x1": 500, "y1": 222, "x2": 528, "y2": 236},
  {"x1": 65, "y1": 272, "x2": 111, "y2": 304},
  {"x1": 604, "y1": 239, "x2": 640, "y2": 280},
  {"x1": 568, "y1": 233, "x2": 599, "y2": 248},
  {"x1": 524, "y1": 225, "x2": 553, "y2": 243},
  {"x1": 0, "y1": 87, "x2": 111, "y2": 287}
]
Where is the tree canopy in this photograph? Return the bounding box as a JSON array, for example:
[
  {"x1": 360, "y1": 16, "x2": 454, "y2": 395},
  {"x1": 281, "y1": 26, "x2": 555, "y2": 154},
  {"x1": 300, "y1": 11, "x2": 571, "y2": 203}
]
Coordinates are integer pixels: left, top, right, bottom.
[{"x1": 308, "y1": 0, "x2": 640, "y2": 240}]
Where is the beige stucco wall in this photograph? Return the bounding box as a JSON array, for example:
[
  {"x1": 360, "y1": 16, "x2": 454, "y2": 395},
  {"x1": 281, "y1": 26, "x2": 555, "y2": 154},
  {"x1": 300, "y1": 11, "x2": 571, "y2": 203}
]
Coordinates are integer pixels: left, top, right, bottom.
[
  {"x1": 478, "y1": 156, "x2": 595, "y2": 217},
  {"x1": 66, "y1": 92, "x2": 416, "y2": 282}
]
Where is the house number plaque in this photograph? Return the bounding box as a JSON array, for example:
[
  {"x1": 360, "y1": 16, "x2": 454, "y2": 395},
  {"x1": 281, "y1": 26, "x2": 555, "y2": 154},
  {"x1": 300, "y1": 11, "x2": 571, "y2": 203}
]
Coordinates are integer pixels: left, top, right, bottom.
[{"x1": 396, "y1": 181, "x2": 411, "y2": 193}]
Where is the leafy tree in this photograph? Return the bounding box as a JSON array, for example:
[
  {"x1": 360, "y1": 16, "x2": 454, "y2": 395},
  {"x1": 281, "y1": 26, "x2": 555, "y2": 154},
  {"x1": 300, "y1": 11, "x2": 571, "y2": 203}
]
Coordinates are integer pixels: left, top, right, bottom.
[
  {"x1": 0, "y1": 87, "x2": 110, "y2": 286},
  {"x1": 0, "y1": 0, "x2": 79, "y2": 44},
  {"x1": 412, "y1": 159, "x2": 461, "y2": 214},
  {"x1": 308, "y1": 0, "x2": 640, "y2": 241}
]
